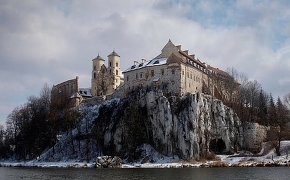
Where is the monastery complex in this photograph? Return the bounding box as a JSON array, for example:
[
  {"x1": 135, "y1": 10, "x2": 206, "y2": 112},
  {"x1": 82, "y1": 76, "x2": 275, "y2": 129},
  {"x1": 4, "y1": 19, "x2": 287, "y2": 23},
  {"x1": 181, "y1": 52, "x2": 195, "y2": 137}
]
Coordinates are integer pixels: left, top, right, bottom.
[{"x1": 51, "y1": 40, "x2": 237, "y2": 106}]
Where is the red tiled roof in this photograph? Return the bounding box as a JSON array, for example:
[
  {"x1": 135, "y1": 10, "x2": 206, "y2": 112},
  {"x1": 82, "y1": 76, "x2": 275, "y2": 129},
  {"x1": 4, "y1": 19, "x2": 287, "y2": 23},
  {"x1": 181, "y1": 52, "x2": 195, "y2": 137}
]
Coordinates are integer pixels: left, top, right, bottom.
[
  {"x1": 178, "y1": 50, "x2": 206, "y2": 68},
  {"x1": 208, "y1": 66, "x2": 229, "y2": 77}
]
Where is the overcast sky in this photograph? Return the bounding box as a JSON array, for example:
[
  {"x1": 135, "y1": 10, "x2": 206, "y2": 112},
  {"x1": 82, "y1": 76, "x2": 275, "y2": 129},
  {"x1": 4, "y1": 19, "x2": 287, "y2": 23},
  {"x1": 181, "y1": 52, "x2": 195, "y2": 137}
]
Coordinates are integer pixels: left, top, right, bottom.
[{"x1": 1, "y1": 0, "x2": 290, "y2": 126}]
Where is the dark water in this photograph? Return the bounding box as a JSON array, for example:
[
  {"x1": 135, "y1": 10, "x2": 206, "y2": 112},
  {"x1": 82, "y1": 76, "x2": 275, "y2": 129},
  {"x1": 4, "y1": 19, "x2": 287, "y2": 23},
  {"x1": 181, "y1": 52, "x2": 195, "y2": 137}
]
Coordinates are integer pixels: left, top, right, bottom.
[{"x1": 0, "y1": 167, "x2": 289, "y2": 180}]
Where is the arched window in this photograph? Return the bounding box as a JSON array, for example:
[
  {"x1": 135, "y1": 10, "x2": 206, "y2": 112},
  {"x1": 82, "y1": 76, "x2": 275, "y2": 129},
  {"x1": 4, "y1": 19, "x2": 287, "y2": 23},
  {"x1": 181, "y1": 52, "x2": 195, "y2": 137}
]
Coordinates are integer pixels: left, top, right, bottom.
[{"x1": 116, "y1": 70, "x2": 118, "y2": 75}]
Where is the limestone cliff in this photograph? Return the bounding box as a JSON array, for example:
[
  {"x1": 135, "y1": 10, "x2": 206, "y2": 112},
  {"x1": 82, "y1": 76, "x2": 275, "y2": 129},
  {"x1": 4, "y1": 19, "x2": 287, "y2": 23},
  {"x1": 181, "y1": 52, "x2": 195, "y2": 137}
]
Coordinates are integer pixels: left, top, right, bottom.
[{"x1": 94, "y1": 90, "x2": 243, "y2": 161}]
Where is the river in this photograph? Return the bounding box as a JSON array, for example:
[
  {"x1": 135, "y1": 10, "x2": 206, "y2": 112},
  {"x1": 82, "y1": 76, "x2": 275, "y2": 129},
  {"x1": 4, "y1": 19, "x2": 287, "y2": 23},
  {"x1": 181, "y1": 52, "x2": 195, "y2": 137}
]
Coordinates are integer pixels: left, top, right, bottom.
[{"x1": 0, "y1": 167, "x2": 290, "y2": 180}]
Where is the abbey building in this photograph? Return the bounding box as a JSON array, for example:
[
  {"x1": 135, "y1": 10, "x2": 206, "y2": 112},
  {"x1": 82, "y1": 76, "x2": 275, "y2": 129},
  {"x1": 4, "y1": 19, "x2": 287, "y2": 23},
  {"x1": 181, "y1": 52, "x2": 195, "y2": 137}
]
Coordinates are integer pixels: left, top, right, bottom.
[{"x1": 51, "y1": 40, "x2": 237, "y2": 106}]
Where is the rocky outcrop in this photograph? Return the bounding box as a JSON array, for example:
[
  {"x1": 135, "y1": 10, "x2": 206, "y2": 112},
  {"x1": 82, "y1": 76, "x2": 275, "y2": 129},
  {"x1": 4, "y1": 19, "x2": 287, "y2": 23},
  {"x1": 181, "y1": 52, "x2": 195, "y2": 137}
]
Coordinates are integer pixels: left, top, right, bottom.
[
  {"x1": 142, "y1": 90, "x2": 242, "y2": 160},
  {"x1": 95, "y1": 156, "x2": 122, "y2": 168},
  {"x1": 94, "y1": 90, "x2": 243, "y2": 161},
  {"x1": 243, "y1": 123, "x2": 269, "y2": 153}
]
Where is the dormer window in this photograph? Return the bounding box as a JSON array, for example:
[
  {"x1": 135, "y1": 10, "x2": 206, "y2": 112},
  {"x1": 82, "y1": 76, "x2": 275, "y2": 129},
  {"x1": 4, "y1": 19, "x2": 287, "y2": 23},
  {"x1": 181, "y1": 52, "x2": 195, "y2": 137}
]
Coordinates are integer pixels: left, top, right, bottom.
[{"x1": 153, "y1": 60, "x2": 159, "y2": 64}]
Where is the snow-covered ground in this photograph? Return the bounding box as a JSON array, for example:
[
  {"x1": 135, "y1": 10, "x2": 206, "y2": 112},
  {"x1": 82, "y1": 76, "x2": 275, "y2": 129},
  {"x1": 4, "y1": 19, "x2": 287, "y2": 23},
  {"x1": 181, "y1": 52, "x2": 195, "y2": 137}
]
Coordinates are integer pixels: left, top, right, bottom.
[{"x1": 1, "y1": 141, "x2": 290, "y2": 168}]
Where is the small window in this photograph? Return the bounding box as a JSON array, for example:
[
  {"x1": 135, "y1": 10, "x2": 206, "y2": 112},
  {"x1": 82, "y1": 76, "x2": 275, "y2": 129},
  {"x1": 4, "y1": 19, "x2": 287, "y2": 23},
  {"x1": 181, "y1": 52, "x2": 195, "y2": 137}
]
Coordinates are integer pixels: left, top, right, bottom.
[
  {"x1": 94, "y1": 66, "x2": 96, "y2": 70},
  {"x1": 190, "y1": 74, "x2": 192, "y2": 79},
  {"x1": 182, "y1": 70, "x2": 184, "y2": 75},
  {"x1": 140, "y1": 73, "x2": 143, "y2": 78},
  {"x1": 110, "y1": 69, "x2": 112, "y2": 75},
  {"x1": 116, "y1": 62, "x2": 118, "y2": 67},
  {"x1": 94, "y1": 72, "x2": 96, "y2": 79},
  {"x1": 127, "y1": 76, "x2": 129, "y2": 81},
  {"x1": 110, "y1": 62, "x2": 112, "y2": 67},
  {"x1": 172, "y1": 69, "x2": 175, "y2": 75},
  {"x1": 151, "y1": 70, "x2": 154, "y2": 77},
  {"x1": 116, "y1": 70, "x2": 118, "y2": 75},
  {"x1": 187, "y1": 72, "x2": 189, "y2": 78},
  {"x1": 161, "y1": 69, "x2": 164, "y2": 75}
]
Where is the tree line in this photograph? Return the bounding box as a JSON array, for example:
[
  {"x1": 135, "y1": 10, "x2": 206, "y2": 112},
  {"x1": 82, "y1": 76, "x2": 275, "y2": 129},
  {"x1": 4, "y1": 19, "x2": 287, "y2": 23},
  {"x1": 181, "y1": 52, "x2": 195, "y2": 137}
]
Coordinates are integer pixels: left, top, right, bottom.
[
  {"x1": 0, "y1": 67, "x2": 290, "y2": 160},
  {"x1": 0, "y1": 83, "x2": 80, "y2": 160},
  {"x1": 223, "y1": 68, "x2": 290, "y2": 155}
]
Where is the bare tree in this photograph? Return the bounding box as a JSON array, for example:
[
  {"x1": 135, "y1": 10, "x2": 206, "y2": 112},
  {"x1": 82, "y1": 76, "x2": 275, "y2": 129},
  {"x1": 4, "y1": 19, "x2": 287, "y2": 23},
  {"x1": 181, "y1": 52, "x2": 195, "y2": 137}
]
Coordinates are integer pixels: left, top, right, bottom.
[
  {"x1": 95, "y1": 67, "x2": 115, "y2": 96},
  {"x1": 284, "y1": 93, "x2": 290, "y2": 110}
]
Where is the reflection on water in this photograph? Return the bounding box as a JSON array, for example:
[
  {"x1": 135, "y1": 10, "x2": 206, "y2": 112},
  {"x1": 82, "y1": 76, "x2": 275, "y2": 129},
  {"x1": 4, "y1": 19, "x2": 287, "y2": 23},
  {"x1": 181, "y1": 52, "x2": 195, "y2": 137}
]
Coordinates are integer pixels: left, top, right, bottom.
[{"x1": 0, "y1": 167, "x2": 290, "y2": 180}]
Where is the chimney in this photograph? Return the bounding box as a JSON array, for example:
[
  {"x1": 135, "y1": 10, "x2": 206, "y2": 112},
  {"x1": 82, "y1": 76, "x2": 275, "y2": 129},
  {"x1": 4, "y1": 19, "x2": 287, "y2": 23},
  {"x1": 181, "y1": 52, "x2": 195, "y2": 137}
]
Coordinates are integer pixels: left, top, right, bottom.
[
  {"x1": 141, "y1": 59, "x2": 146, "y2": 63},
  {"x1": 183, "y1": 50, "x2": 188, "y2": 55},
  {"x1": 190, "y1": 54, "x2": 195, "y2": 60},
  {"x1": 134, "y1": 61, "x2": 138, "y2": 65}
]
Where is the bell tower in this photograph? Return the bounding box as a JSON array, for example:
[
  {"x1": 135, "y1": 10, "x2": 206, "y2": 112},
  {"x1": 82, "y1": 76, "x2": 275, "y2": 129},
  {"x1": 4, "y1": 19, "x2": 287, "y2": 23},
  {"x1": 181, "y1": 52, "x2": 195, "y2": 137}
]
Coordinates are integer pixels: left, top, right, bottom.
[
  {"x1": 107, "y1": 51, "x2": 121, "y2": 90},
  {"x1": 91, "y1": 54, "x2": 105, "y2": 97}
]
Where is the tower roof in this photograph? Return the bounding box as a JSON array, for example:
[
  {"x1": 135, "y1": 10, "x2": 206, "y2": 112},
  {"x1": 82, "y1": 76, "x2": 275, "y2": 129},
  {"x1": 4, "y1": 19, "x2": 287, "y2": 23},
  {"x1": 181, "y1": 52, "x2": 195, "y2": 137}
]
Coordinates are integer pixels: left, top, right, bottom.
[
  {"x1": 92, "y1": 54, "x2": 105, "y2": 61},
  {"x1": 108, "y1": 50, "x2": 120, "y2": 57}
]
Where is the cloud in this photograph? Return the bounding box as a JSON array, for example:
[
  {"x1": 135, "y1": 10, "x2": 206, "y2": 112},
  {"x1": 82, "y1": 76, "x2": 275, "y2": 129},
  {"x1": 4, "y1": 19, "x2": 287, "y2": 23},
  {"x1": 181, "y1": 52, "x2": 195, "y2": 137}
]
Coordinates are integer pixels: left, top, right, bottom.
[{"x1": 0, "y1": 0, "x2": 289, "y2": 125}]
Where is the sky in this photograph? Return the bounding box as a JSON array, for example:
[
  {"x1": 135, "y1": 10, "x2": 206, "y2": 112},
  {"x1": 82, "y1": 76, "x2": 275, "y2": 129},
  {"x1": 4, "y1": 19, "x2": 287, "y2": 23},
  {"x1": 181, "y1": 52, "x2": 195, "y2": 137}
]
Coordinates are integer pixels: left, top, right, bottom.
[{"x1": 0, "y1": 0, "x2": 290, "y2": 126}]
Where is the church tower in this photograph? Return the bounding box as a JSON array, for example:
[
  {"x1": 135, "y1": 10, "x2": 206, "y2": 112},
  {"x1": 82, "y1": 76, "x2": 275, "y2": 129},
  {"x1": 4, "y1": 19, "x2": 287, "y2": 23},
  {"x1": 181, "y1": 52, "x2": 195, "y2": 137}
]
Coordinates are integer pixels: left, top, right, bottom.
[
  {"x1": 107, "y1": 51, "x2": 122, "y2": 90},
  {"x1": 91, "y1": 51, "x2": 123, "y2": 97},
  {"x1": 91, "y1": 54, "x2": 105, "y2": 97}
]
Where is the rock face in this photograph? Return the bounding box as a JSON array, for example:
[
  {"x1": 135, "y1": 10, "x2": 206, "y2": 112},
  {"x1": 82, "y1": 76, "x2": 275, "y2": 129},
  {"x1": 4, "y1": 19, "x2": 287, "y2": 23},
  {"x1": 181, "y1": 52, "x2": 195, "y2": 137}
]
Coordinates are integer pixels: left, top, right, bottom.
[
  {"x1": 95, "y1": 90, "x2": 243, "y2": 161},
  {"x1": 95, "y1": 156, "x2": 122, "y2": 168},
  {"x1": 143, "y1": 90, "x2": 242, "y2": 160},
  {"x1": 243, "y1": 123, "x2": 269, "y2": 153}
]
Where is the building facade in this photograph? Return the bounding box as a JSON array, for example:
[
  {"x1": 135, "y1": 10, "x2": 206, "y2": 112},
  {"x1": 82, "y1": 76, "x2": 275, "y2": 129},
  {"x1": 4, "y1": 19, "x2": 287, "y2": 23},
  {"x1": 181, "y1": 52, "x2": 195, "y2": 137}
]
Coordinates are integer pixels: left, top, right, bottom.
[
  {"x1": 123, "y1": 40, "x2": 237, "y2": 101},
  {"x1": 51, "y1": 76, "x2": 93, "y2": 107}
]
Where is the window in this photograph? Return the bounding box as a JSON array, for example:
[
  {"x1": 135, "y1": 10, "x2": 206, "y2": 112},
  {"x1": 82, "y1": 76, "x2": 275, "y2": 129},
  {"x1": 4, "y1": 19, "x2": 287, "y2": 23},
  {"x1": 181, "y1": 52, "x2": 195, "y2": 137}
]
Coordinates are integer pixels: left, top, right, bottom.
[
  {"x1": 110, "y1": 62, "x2": 112, "y2": 67},
  {"x1": 190, "y1": 74, "x2": 192, "y2": 79},
  {"x1": 161, "y1": 69, "x2": 164, "y2": 75},
  {"x1": 116, "y1": 70, "x2": 118, "y2": 75},
  {"x1": 151, "y1": 70, "x2": 154, "y2": 77},
  {"x1": 182, "y1": 70, "x2": 184, "y2": 75},
  {"x1": 110, "y1": 69, "x2": 112, "y2": 75},
  {"x1": 94, "y1": 66, "x2": 96, "y2": 70},
  {"x1": 116, "y1": 62, "x2": 118, "y2": 67},
  {"x1": 127, "y1": 76, "x2": 129, "y2": 81},
  {"x1": 187, "y1": 72, "x2": 189, "y2": 78},
  {"x1": 94, "y1": 72, "x2": 96, "y2": 79},
  {"x1": 172, "y1": 69, "x2": 175, "y2": 75},
  {"x1": 140, "y1": 73, "x2": 143, "y2": 78}
]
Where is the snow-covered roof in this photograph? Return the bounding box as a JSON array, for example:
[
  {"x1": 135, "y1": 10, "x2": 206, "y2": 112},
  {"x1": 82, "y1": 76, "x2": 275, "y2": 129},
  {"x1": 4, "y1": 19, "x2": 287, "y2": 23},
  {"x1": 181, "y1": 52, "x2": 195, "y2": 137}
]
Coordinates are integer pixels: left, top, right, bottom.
[
  {"x1": 79, "y1": 88, "x2": 92, "y2": 97},
  {"x1": 70, "y1": 92, "x2": 82, "y2": 99},
  {"x1": 124, "y1": 57, "x2": 168, "y2": 73}
]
